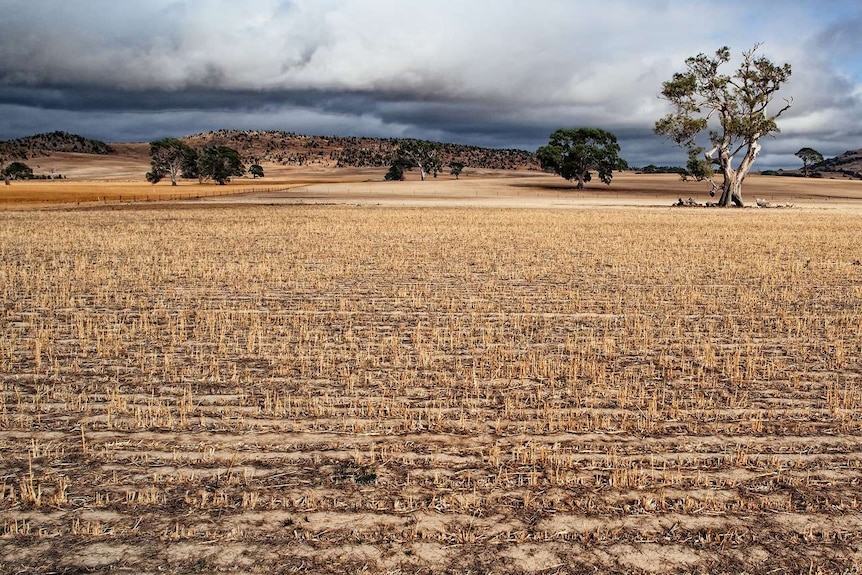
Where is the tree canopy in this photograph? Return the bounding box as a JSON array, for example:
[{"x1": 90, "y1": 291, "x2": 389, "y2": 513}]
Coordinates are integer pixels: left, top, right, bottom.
[
  {"x1": 2, "y1": 161, "x2": 33, "y2": 180},
  {"x1": 449, "y1": 161, "x2": 465, "y2": 179},
  {"x1": 249, "y1": 162, "x2": 265, "y2": 179},
  {"x1": 536, "y1": 128, "x2": 627, "y2": 189},
  {"x1": 198, "y1": 146, "x2": 244, "y2": 185},
  {"x1": 147, "y1": 138, "x2": 197, "y2": 186},
  {"x1": 387, "y1": 140, "x2": 441, "y2": 181},
  {"x1": 795, "y1": 147, "x2": 824, "y2": 177},
  {"x1": 655, "y1": 44, "x2": 792, "y2": 206}
]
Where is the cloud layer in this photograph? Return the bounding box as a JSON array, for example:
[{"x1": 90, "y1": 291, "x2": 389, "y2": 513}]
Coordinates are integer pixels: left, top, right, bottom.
[{"x1": 1, "y1": 0, "x2": 861, "y2": 169}]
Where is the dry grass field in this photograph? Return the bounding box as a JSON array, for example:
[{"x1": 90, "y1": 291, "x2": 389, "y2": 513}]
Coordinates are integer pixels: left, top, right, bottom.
[
  {"x1": 2, "y1": 199, "x2": 862, "y2": 574},
  {"x1": 6, "y1": 171, "x2": 862, "y2": 211}
]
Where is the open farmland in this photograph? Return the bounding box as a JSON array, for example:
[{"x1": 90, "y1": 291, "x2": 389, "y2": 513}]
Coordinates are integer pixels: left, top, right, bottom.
[{"x1": 1, "y1": 205, "x2": 862, "y2": 574}]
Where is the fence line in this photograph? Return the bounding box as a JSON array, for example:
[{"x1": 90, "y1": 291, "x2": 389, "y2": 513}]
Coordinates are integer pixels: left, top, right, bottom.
[{"x1": 96, "y1": 184, "x2": 301, "y2": 205}]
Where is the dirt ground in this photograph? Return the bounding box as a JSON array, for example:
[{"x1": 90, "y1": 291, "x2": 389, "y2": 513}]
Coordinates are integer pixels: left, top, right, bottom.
[{"x1": 2, "y1": 160, "x2": 862, "y2": 574}]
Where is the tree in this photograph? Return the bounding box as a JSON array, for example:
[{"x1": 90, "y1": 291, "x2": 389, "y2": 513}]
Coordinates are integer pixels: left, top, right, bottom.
[
  {"x1": 388, "y1": 140, "x2": 440, "y2": 181},
  {"x1": 685, "y1": 147, "x2": 713, "y2": 182},
  {"x1": 449, "y1": 161, "x2": 465, "y2": 179},
  {"x1": 795, "y1": 147, "x2": 823, "y2": 177},
  {"x1": 198, "y1": 146, "x2": 244, "y2": 185},
  {"x1": 147, "y1": 138, "x2": 197, "y2": 186},
  {"x1": 181, "y1": 149, "x2": 201, "y2": 181},
  {"x1": 249, "y1": 163, "x2": 265, "y2": 179},
  {"x1": 3, "y1": 161, "x2": 34, "y2": 180},
  {"x1": 384, "y1": 162, "x2": 407, "y2": 181},
  {"x1": 536, "y1": 128, "x2": 627, "y2": 189},
  {"x1": 655, "y1": 44, "x2": 792, "y2": 207}
]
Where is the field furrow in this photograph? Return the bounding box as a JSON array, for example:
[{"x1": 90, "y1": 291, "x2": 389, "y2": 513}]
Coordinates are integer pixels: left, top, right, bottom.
[{"x1": 1, "y1": 206, "x2": 861, "y2": 574}]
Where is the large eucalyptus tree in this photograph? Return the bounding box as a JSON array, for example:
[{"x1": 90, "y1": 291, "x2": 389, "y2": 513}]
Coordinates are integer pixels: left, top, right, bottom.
[{"x1": 655, "y1": 45, "x2": 792, "y2": 207}]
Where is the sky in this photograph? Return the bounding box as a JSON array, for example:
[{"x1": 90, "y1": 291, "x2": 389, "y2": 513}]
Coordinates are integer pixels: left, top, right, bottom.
[{"x1": 1, "y1": 0, "x2": 860, "y2": 170}]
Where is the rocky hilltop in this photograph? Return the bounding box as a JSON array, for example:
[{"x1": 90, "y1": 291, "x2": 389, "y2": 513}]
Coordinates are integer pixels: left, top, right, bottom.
[
  {"x1": 181, "y1": 130, "x2": 539, "y2": 171},
  {"x1": 812, "y1": 149, "x2": 862, "y2": 178},
  {"x1": 0, "y1": 131, "x2": 113, "y2": 162}
]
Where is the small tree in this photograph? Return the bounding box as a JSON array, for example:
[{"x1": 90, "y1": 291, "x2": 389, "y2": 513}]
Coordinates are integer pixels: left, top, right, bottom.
[
  {"x1": 388, "y1": 140, "x2": 440, "y2": 181},
  {"x1": 148, "y1": 138, "x2": 197, "y2": 186},
  {"x1": 449, "y1": 161, "x2": 465, "y2": 180},
  {"x1": 655, "y1": 44, "x2": 792, "y2": 206},
  {"x1": 795, "y1": 147, "x2": 823, "y2": 177},
  {"x1": 536, "y1": 128, "x2": 627, "y2": 189},
  {"x1": 249, "y1": 163, "x2": 265, "y2": 179},
  {"x1": 685, "y1": 148, "x2": 713, "y2": 182},
  {"x1": 384, "y1": 162, "x2": 407, "y2": 181},
  {"x1": 3, "y1": 161, "x2": 34, "y2": 180},
  {"x1": 198, "y1": 146, "x2": 244, "y2": 185}
]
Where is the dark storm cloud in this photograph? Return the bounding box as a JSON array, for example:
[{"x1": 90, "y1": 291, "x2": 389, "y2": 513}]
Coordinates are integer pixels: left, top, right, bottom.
[{"x1": 1, "y1": 0, "x2": 861, "y2": 169}]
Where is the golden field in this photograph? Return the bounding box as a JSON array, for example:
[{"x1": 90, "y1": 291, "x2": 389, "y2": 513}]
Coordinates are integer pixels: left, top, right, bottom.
[
  {"x1": 1, "y1": 199, "x2": 862, "y2": 574},
  {"x1": 3, "y1": 161, "x2": 862, "y2": 209}
]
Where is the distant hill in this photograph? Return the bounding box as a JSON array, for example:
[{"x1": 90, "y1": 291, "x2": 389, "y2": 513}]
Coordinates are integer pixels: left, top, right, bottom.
[
  {"x1": 762, "y1": 148, "x2": 862, "y2": 180},
  {"x1": 1, "y1": 129, "x2": 539, "y2": 173},
  {"x1": 0, "y1": 131, "x2": 114, "y2": 162},
  {"x1": 812, "y1": 149, "x2": 862, "y2": 178},
  {"x1": 181, "y1": 130, "x2": 539, "y2": 171}
]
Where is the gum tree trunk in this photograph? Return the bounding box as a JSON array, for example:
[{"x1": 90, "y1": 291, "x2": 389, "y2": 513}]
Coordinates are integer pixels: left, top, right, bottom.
[{"x1": 709, "y1": 138, "x2": 761, "y2": 208}]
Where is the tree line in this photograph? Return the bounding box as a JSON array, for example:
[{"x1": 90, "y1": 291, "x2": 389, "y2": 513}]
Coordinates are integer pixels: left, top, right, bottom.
[{"x1": 146, "y1": 139, "x2": 263, "y2": 185}]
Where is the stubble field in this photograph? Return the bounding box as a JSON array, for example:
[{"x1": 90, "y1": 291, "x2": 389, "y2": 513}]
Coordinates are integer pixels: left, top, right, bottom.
[{"x1": 1, "y1": 204, "x2": 862, "y2": 574}]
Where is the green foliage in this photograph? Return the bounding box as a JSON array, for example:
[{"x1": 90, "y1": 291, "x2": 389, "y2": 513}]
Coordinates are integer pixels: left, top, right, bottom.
[
  {"x1": 795, "y1": 147, "x2": 824, "y2": 177},
  {"x1": 685, "y1": 147, "x2": 713, "y2": 182},
  {"x1": 384, "y1": 163, "x2": 406, "y2": 181},
  {"x1": 655, "y1": 44, "x2": 792, "y2": 206},
  {"x1": 148, "y1": 138, "x2": 197, "y2": 186},
  {"x1": 198, "y1": 146, "x2": 244, "y2": 185},
  {"x1": 536, "y1": 128, "x2": 627, "y2": 189},
  {"x1": 388, "y1": 140, "x2": 441, "y2": 181},
  {"x1": 449, "y1": 161, "x2": 465, "y2": 179},
  {"x1": 249, "y1": 163, "x2": 265, "y2": 179},
  {"x1": 2, "y1": 161, "x2": 34, "y2": 180},
  {"x1": 181, "y1": 150, "x2": 201, "y2": 180},
  {"x1": 639, "y1": 165, "x2": 687, "y2": 175}
]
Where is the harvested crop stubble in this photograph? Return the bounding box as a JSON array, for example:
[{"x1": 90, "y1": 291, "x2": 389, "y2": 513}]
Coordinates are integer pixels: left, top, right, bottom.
[{"x1": 1, "y1": 205, "x2": 862, "y2": 574}]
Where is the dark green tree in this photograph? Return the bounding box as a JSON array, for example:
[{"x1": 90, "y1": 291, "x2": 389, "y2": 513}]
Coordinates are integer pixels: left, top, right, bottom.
[
  {"x1": 536, "y1": 128, "x2": 627, "y2": 189},
  {"x1": 384, "y1": 162, "x2": 406, "y2": 181},
  {"x1": 795, "y1": 147, "x2": 823, "y2": 177},
  {"x1": 449, "y1": 161, "x2": 465, "y2": 179},
  {"x1": 198, "y1": 146, "x2": 244, "y2": 185},
  {"x1": 181, "y1": 149, "x2": 201, "y2": 181},
  {"x1": 655, "y1": 44, "x2": 792, "y2": 206},
  {"x1": 3, "y1": 161, "x2": 34, "y2": 180},
  {"x1": 147, "y1": 138, "x2": 197, "y2": 186},
  {"x1": 249, "y1": 163, "x2": 265, "y2": 178}
]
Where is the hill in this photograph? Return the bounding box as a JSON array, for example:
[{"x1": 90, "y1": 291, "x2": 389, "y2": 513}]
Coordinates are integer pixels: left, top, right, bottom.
[
  {"x1": 0, "y1": 131, "x2": 114, "y2": 162},
  {"x1": 812, "y1": 148, "x2": 862, "y2": 178},
  {"x1": 762, "y1": 148, "x2": 862, "y2": 180},
  {"x1": 181, "y1": 130, "x2": 539, "y2": 171}
]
